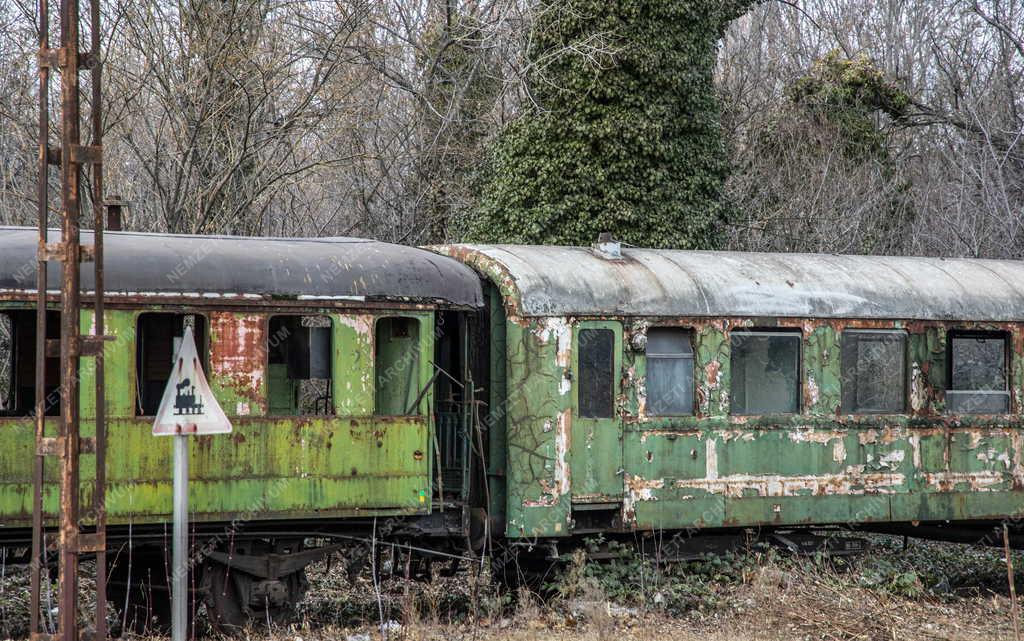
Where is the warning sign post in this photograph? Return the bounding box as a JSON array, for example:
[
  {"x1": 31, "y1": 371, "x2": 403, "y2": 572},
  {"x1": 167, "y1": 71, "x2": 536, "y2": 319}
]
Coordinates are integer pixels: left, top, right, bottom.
[{"x1": 152, "y1": 326, "x2": 231, "y2": 641}]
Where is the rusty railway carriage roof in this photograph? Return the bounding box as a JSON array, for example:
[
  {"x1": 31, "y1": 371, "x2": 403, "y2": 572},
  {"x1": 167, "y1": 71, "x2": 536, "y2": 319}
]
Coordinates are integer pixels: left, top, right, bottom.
[
  {"x1": 0, "y1": 226, "x2": 483, "y2": 307},
  {"x1": 438, "y1": 244, "x2": 1024, "y2": 321}
]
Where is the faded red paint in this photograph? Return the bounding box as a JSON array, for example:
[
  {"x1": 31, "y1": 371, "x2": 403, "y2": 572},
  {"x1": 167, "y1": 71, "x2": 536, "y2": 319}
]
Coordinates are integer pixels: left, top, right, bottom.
[{"x1": 209, "y1": 312, "x2": 267, "y2": 415}]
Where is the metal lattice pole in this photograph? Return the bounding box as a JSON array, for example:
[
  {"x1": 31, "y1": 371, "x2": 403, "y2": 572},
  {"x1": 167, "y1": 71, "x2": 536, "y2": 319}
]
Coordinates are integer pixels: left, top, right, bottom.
[{"x1": 30, "y1": 0, "x2": 111, "y2": 639}]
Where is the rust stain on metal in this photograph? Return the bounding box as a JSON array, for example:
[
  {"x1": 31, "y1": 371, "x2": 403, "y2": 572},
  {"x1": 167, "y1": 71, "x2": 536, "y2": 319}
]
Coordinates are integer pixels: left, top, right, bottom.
[
  {"x1": 923, "y1": 471, "x2": 1008, "y2": 492},
  {"x1": 210, "y1": 312, "x2": 266, "y2": 414}
]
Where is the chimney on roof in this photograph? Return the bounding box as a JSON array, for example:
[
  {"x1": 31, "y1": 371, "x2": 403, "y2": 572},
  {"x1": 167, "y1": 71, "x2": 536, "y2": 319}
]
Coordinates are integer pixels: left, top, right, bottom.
[
  {"x1": 594, "y1": 232, "x2": 621, "y2": 259},
  {"x1": 105, "y1": 195, "x2": 126, "y2": 231}
]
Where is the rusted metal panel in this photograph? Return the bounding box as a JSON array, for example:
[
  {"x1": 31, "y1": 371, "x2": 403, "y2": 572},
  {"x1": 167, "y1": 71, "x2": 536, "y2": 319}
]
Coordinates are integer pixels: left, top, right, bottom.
[
  {"x1": 615, "y1": 317, "x2": 1024, "y2": 532},
  {"x1": 209, "y1": 312, "x2": 267, "y2": 416},
  {"x1": 1, "y1": 228, "x2": 484, "y2": 309},
  {"x1": 434, "y1": 244, "x2": 1024, "y2": 321}
]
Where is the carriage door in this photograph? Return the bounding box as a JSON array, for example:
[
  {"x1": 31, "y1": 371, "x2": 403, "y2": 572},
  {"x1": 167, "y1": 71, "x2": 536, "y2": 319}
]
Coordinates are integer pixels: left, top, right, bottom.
[{"x1": 571, "y1": 321, "x2": 623, "y2": 503}]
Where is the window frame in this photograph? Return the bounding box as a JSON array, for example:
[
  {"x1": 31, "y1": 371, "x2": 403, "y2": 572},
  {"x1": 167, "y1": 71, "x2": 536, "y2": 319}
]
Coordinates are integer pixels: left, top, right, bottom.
[
  {"x1": 945, "y1": 329, "x2": 1011, "y2": 415},
  {"x1": 729, "y1": 328, "x2": 803, "y2": 417},
  {"x1": 265, "y1": 313, "x2": 335, "y2": 418},
  {"x1": 644, "y1": 327, "x2": 695, "y2": 417},
  {"x1": 577, "y1": 326, "x2": 618, "y2": 419},
  {"x1": 134, "y1": 311, "x2": 209, "y2": 417},
  {"x1": 0, "y1": 307, "x2": 62, "y2": 419},
  {"x1": 840, "y1": 328, "x2": 908, "y2": 415}
]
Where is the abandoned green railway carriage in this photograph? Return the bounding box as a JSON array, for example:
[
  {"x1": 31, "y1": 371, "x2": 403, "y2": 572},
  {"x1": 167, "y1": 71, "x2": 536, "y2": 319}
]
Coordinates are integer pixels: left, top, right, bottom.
[
  {"x1": 438, "y1": 240, "x2": 1024, "y2": 543},
  {"x1": 0, "y1": 227, "x2": 485, "y2": 626}
]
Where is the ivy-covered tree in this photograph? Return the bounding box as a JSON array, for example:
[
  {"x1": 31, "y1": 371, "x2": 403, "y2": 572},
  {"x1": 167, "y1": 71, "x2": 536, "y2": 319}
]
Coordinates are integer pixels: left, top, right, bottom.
[
  {"x1": 723, "y1": 51, "x2": 916, "y2": 255},
  {"x1": 466, "y1": 0, "x2": 760, "y2": 248}
]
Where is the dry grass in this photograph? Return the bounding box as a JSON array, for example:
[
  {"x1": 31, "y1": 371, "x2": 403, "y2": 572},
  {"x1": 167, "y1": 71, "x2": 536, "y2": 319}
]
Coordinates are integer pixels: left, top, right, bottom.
[{"x1": 1, "y1": 537, "x2": 1021, "y2": 641}]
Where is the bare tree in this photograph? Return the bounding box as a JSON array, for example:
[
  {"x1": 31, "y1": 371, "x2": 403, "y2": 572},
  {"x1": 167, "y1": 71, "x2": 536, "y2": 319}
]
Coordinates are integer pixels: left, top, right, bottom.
[{"x1": 719, "y1": 0, "x2": 1023, "y2": 258}]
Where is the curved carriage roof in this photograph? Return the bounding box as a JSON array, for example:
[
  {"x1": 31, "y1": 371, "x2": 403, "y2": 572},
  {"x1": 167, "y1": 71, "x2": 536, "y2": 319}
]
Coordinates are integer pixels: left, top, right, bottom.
[
  {"x1": 0, "y1": 227, "x2": 483, "y2": 307},
  {"x1": 436, "y1": 244, "x2": 1024, "y2": 321}
]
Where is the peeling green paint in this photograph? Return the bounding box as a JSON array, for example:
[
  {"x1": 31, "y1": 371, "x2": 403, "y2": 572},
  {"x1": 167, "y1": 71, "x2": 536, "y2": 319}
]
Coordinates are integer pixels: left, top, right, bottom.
[
  {"x1": 486, "y1": 312, "x2": 1024, "y2": 538},
  {"x1": 804, "y1": 324, "x2": 841, "y2": 415},
  {"x1": 0, "y1": 304, "x2": 436, "y2": 528}
]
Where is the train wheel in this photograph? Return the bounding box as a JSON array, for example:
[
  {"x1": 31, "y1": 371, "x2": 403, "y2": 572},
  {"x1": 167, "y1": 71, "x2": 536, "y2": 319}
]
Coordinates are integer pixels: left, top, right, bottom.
[
  {"x1": 201, "y1": 560, "x2": 309, "y2": 634},
  {"x1": 201, "y1": 561, "x2": 246, "y2": 632}
]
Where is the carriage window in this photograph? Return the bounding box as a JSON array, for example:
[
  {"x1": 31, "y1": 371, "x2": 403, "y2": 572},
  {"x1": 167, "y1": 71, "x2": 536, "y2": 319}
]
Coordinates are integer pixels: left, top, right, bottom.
[
  {"x1": 841, "y1": 330, "x2": 906, "y2": 414},
  {"x1": 579, "y1": 328, "x2": 615, "y2": 418},
  {"x1": 947, "y1": 332, "x2": 1009, "y2": 414},
  {"x1": 268, "y1": 315, "x2": 333, "y2": 416},
  {"x1": 730, "y1": 330, "x2": 801, "y2": 415},
  {"x1": 0, "y1": 310, "x2": 61, "y2": 418},
  {"x1": 136, "y1": 313, "x2": 207, "y2": 416},
  {"x1": 646, "y1": 328, "x2": 694, "y2": 416},
  {"x1": 375, "y1": 317, "x2": 422, "y2": 415}
]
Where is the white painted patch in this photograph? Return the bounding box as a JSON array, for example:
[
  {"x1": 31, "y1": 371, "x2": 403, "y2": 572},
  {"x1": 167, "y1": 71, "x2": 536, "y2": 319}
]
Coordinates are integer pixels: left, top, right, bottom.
[
  {"x1": 833, "y1": 440, "x2": 846, "y2": 463},
  {"x1": 553, "y1": 410, "x2": 571, "y2": 497},
  {"x1": 705, "y1": 438, "x2": 718, "y2": 480},
  {"x1": 806, "y1": 375, "x2": 819, "y2": 407},
  {"x1": 909, "y1": 434, "x2": 922, "y2": 468},
  {"x1": 336, "y1": 314, "x2": 373, "y2": 335},
  {"x1": 878, "y1": 450, "x2": 905, "y2": 467},
  {"x1": 924, "y1": 470, "x2": 1006, "y2": 491},
  {"x1": 672, "y1": 470, "x2": 905, "y2": 498}
]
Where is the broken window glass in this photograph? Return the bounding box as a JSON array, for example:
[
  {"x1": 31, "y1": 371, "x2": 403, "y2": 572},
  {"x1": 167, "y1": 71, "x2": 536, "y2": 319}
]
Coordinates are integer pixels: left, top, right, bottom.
[
  {"x1": 646, "y1": 328, "x2": 694, "y2": 416},
  {"x1": 730, "y1": 330, "x2": 801, "y2": 415},
  {"x1": 579, "y1": 328, "x2": 615, "y2": 418},
  {"x1": 0, "y1": 313, "x2": 11, "y2": 414},
  {"x1": 268, "y1": 315, "x2": 333, "y2": 416},
  {"x1": 947, "y1": 332, "x2": 1009, "y2": 414},
  {"x1": 841, "y1": 330, "x2": 906, "y2": 414},
  {"x1": 0, "y1": 309, "x2": 61, "y2": 418},
  {"x1": 375, "y1": 317, "x2": 422, "y2": 415},
  {"x1": 136, "y1": 313, "x2": 208, "y2": 416}
]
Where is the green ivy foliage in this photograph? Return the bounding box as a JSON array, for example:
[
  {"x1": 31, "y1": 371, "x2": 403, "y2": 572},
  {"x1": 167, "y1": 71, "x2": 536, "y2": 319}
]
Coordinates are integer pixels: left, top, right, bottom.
[
  {"x1": 789, "y1": 51, "x2": 912, "y2": 160},
  {"x1": 466, "y1": 0, "x2": 760, "y2": 249}
]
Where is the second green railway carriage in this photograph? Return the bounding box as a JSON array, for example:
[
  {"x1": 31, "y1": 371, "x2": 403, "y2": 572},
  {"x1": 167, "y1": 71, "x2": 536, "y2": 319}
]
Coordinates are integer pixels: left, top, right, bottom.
[{"x1": 437, "y1": 240, "x2": 1024, "y2": 547}]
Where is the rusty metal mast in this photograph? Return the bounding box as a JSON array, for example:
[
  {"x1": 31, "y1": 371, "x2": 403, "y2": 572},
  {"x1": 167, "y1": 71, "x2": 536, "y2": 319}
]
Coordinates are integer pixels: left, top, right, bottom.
[{"x1": 30, "y1": 0, "x2": 111, "y2": 639}]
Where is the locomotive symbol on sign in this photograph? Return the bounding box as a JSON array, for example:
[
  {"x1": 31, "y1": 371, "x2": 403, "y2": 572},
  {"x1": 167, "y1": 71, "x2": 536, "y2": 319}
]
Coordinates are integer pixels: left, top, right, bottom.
[
  {"x1": 173, "y1": 378, "x2": 204, "y2": 416},
  {"x1": 153, "y1": 326, "x2": 231, "y2": 436}
]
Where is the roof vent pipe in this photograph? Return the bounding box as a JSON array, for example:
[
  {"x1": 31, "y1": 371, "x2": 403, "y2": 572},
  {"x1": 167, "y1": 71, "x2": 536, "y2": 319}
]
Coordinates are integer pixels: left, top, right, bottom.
[{"x1": 594, "y1": 232, "x2": 621, "y2": 259}]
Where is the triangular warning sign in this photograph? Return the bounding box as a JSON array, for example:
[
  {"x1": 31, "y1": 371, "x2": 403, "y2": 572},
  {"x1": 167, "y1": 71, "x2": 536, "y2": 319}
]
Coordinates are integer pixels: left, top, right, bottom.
[{"x1": 153, "y1": 326, "x2": 231, "y2": 436}]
